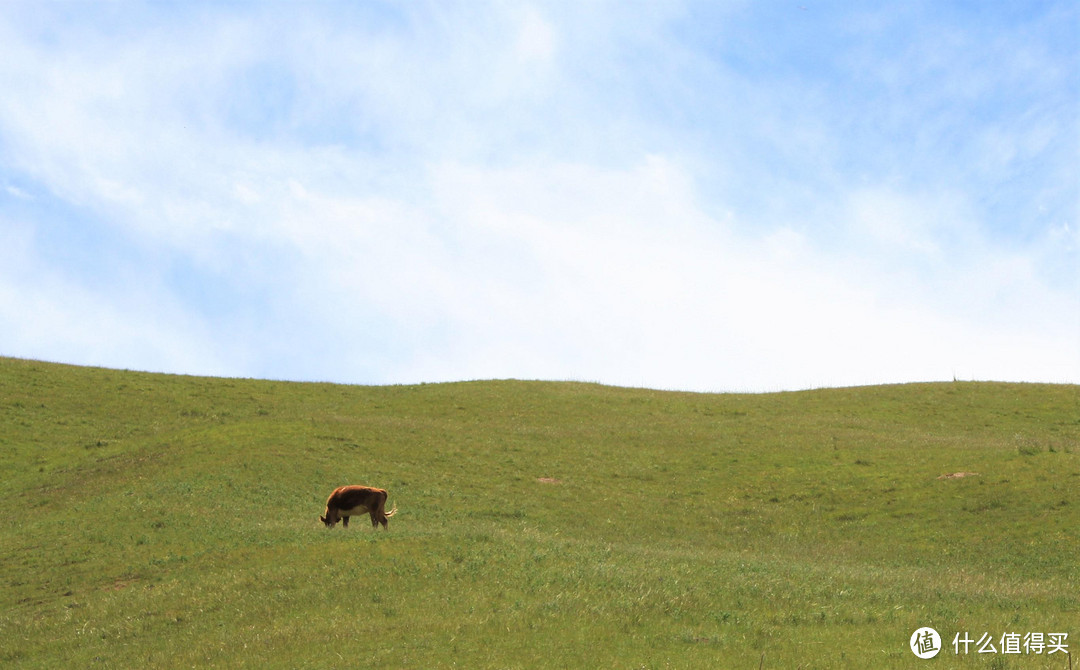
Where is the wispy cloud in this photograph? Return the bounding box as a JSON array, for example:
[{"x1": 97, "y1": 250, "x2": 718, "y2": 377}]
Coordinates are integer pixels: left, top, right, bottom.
[{"x1": 0, "y1": 1, "x2": 1075, "y2": 390}]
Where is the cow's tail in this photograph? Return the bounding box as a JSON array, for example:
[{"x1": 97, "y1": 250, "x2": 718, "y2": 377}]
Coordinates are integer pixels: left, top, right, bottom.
[{"x1": 381, "y1": 491, "x2": 397, "y2": 517}]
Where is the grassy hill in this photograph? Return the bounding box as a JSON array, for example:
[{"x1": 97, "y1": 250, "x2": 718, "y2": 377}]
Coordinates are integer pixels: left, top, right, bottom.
[{"x1": 0, "y1": 357, "x2": 1076, "y2": 668}]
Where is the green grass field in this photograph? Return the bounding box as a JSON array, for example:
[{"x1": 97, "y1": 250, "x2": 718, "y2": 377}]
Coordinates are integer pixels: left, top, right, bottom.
[{"x1": 1, "y1": 356, "x2": 1076, "y2": 668}]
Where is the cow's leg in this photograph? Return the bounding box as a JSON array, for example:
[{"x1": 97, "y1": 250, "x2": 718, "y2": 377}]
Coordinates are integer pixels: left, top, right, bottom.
[{"x1": 341, "y1": 515, "x2": 349, "y2": 528}]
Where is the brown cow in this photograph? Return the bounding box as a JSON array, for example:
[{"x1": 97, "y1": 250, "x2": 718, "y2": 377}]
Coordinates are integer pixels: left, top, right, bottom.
[{"x1": 320, "y1": 485, "x2": 397, "y2": 530}]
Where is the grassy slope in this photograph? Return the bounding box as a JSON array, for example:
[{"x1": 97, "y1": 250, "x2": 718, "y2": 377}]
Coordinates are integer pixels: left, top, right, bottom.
[{"x1": 0, "y1": 357, "x2": 1077, "y2": 668}]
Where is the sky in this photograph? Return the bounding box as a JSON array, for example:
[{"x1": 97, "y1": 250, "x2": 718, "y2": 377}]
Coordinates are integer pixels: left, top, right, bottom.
[{"x1": 0, "y1": 1, "x2": 1076, "y2": 393}]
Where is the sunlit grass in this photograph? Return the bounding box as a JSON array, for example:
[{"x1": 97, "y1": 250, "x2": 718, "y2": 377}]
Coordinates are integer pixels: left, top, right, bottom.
[{"x1": 0, "y1": 357, "x2": 1076, "y2": 667}]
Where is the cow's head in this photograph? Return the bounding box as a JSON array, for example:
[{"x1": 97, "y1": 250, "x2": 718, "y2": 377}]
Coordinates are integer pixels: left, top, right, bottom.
[{"x1": 319, "y1": 508, "x2": 340, "y2": 527}]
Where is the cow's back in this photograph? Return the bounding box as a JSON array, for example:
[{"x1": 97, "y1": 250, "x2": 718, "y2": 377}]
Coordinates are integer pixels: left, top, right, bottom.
[{"x1": 330, "y1": 485, "x2": 385, "y2": 511}]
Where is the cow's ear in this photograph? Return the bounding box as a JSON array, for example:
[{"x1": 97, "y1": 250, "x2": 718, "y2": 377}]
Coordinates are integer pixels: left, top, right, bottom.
[{"x1": 319, "y1": 516, "x2": 327, "y2": 524}]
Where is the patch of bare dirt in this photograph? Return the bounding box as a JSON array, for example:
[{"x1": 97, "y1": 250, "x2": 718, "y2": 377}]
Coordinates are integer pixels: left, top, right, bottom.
[
  {"x1": 937, "y1": 472, "x2": 980, "y2": 480},
  {"x1": 536, "y1": 477, "x2": 561, "y2": 484}
]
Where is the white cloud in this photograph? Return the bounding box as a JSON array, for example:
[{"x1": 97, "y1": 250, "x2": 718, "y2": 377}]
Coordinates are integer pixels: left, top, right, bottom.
[
  {"x1": 0, "y1": 216, "x2": 235, "y2": 376},
  {"x1": 0, "y1": 2, "x2": 1074, "y2": 391},
  {"x1": 515, "y1": 6, "x2": 557, "y2": 64},
  {"x1": 259, "y1": 156, "x2": 1070, "y2": 391},
  {"x1": 4, "y1": 184, "x2": 31, "y2": 200}
]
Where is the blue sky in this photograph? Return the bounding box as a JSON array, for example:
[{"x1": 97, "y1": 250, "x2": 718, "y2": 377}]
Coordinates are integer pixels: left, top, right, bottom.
[{"x1": 0, "y1": 1, "x2": 1076, "y2": 392}]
